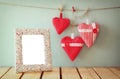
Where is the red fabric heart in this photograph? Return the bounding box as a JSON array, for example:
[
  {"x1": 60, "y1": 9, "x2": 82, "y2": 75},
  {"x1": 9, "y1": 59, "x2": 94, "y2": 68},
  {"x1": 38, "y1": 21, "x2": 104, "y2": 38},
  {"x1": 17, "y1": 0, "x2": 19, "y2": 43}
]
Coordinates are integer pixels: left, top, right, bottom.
[
  {"x1": 78, "y1": 22, "x2": 99, "y2": 48},
  {"x1": 52, "y1": 13, "x2": 70, "y2": 34},
  {"x1": 61, "y1": 36, "x2": 84, "y2": 61}
]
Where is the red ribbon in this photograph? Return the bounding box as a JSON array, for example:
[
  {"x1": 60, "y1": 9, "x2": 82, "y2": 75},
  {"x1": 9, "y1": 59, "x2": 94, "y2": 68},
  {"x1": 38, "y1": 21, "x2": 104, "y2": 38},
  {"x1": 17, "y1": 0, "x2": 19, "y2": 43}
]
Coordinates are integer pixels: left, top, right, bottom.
[{"x1": 60, "y1": 12, "x2": 62, "y2": 18}]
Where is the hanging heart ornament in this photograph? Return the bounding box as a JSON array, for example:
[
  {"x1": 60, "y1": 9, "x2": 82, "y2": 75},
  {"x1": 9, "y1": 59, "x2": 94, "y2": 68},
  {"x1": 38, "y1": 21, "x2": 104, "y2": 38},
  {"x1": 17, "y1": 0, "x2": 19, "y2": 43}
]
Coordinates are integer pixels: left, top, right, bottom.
[
  {"x1": 52, "y1": 12, "x2": 70, "y2": 34},
  {"x1": 78, "y1": 22, "x2": 99, "y2": 48},
  {"x1": 61, "y1": 36, "x2": 84, "y2": 61}
]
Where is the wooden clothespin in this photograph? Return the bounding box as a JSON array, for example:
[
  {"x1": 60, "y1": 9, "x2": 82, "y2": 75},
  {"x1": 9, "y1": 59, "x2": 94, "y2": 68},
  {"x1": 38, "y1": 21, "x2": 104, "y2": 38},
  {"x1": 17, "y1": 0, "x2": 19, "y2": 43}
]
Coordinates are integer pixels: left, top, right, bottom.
[
  {"x1": 58, "y1": 5, "x2": 63, "y2": 13},
  {"x1": 72, "y1": 6, "x2": 76, "y2": 12}
]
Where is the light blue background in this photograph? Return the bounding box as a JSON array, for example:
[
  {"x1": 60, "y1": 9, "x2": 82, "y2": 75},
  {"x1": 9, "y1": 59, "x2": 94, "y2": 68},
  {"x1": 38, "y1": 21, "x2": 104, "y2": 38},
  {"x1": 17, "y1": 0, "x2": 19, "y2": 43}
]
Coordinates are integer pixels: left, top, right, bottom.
[{"x1": 0, "y1": 0, "x2": 120, "y2": 67}]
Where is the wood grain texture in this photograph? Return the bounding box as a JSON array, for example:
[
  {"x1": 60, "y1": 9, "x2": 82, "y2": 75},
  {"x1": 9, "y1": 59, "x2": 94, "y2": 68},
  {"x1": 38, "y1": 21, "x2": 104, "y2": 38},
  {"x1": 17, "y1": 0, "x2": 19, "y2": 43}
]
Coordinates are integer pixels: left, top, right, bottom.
[
  {"x1": 21, "y1": 72, "x2": 41, "y2": 79},
  {"x1": 94, "y1": 67, "x2": 120, "y2": 79},
  {"x1": 62, "y1": 67, "x2": 80, "y2": 79},
  {"x1": 78, "y1": 68, "x2": 96, "y2": 79},
  {"x1": 1, "y1": 68, "x2": 22, "y2": 79},
  {"x1": 109, "y1": 68, "x2": 120, "y2": 78},
  {"x1": 42, "y1": 67, "x2": 59, "y2": 79},
  {"x1": 0, "y1": 67, "x2": 10, "y2": 78},
  {"x1": 87, "y1": 68, "x2": 101, "y2": 79},
  {"x1": 0, "y1": 67, "x2": 120, "y2": 79}
]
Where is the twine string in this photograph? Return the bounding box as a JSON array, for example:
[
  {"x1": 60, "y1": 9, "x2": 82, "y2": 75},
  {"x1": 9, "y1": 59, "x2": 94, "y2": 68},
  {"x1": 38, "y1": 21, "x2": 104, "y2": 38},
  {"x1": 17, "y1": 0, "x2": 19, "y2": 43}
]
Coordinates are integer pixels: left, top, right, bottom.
[{"x1": 0, "y1": 1, "x2": 119, "y2": 11}]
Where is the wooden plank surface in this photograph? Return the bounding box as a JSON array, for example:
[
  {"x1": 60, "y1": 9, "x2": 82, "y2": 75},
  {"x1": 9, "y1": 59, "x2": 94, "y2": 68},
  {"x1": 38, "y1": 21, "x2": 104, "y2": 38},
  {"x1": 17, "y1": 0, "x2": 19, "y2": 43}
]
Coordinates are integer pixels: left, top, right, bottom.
[
  {"x1": 78, "y1": 68, "x2": 92, "y2": 79},
  {"x1": 94, "y1": 67, "x2": 120, "y2": 79},
  {"x1": 0, "y1": 67, "x2": 10, "y2": 78},
  {"x1": 21, "y1": 72, "x2": 41, "y2": 79},
  {"x1": 42, "y1": 67, "x2": 59, "y2": 79},
  {"x1": 0, "y1": 67, "x2": 120, "y2": 79},
  {"x1": 109, "y1": 68, "x2": 120, "y2": 78},
  {"x1": 87, "y1": 68, "x2": 101, "y2": 79},
  {"x1": 62, "y1": 67, "x2": 80, "y2": 79},
  {"x1": 1, "y1": 68, "x2": 22, "y2": 79}
]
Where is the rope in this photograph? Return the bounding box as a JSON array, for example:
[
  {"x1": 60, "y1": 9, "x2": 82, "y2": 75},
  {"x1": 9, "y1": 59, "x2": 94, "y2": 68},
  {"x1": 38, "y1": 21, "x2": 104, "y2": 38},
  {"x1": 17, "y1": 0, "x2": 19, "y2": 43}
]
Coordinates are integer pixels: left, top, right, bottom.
[{"x1": 0, "y1": 1, "x2": 120, "y2": 11}]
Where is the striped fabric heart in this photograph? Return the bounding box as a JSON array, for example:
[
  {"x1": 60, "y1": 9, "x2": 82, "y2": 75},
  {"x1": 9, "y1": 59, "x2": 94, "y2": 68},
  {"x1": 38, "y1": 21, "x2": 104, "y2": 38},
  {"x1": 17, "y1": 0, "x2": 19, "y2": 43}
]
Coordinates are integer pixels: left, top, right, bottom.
[{"x1": 78, "y1": 22, "x2": 99, "y2": 48}]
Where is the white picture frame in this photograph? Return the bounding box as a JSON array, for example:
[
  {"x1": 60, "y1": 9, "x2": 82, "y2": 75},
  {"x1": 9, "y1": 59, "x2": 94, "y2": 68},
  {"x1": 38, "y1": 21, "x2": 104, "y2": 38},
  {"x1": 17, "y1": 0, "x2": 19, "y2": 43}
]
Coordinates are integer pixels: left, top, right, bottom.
[{"x1": 16, "y1": 28, "x2": 52, "y2": 72}]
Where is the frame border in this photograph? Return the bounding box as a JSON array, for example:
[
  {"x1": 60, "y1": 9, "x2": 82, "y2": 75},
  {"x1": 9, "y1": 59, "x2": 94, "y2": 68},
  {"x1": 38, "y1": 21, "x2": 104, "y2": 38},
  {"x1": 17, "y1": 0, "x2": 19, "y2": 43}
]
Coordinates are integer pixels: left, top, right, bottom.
[{"x1": 16, "y1": 28, "x2": 52, "y2": 72}]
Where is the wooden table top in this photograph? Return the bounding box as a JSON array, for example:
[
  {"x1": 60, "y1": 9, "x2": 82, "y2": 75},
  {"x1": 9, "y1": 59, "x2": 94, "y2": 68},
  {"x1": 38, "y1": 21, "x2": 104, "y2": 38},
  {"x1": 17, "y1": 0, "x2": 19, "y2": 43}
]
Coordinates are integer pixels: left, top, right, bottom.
[{"x1": 0, "y1": 67, "x2": 120, "y2": 79}]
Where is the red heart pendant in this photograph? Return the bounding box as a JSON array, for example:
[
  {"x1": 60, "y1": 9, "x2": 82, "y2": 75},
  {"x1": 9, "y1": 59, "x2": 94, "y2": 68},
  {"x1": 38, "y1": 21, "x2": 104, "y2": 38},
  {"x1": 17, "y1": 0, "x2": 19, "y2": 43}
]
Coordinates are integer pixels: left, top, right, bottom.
[
  {"x1": 52, "y1": 13, "x2": 70, "y2": 34},
  {"x1": 78, "y1": 22, "x2": 99, "y2": 48},
  {"x1": 61, "y1": 36, "x2": 84, "y2": 61}
]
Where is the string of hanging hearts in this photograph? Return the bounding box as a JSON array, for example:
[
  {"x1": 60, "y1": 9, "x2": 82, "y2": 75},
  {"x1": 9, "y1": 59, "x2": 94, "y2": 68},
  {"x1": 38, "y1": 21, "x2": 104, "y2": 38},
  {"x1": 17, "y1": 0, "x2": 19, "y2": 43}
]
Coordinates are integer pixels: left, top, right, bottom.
[
  {"x1": 52, "y1": 6, "x2": 100, "y2": 61},
  {"x1": 0, "y1": 1, "x2": 119, "y2": 61}
]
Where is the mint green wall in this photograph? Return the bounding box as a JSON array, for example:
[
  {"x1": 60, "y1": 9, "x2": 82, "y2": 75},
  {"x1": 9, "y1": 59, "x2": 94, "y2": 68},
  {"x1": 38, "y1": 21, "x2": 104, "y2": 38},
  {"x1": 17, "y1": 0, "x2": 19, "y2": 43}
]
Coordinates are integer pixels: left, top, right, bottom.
[{"x1": 0, "y1": 0, "x2": 120, "y2": 66}]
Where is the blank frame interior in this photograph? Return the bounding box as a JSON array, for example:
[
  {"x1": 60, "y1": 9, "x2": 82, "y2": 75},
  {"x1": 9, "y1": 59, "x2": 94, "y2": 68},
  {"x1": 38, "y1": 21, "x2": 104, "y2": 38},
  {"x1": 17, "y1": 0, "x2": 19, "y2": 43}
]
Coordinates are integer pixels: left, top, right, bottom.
[{"x1": 16, "y1": 29, "x2": 52, "y2": 72}]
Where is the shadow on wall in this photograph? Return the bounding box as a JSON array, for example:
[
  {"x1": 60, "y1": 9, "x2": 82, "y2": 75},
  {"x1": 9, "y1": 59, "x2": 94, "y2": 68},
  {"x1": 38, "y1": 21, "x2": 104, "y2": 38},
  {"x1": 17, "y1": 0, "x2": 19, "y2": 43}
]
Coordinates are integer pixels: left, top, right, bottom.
[{"x1": 95, "y1": 24, "x2": 109, "y2": 48}]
